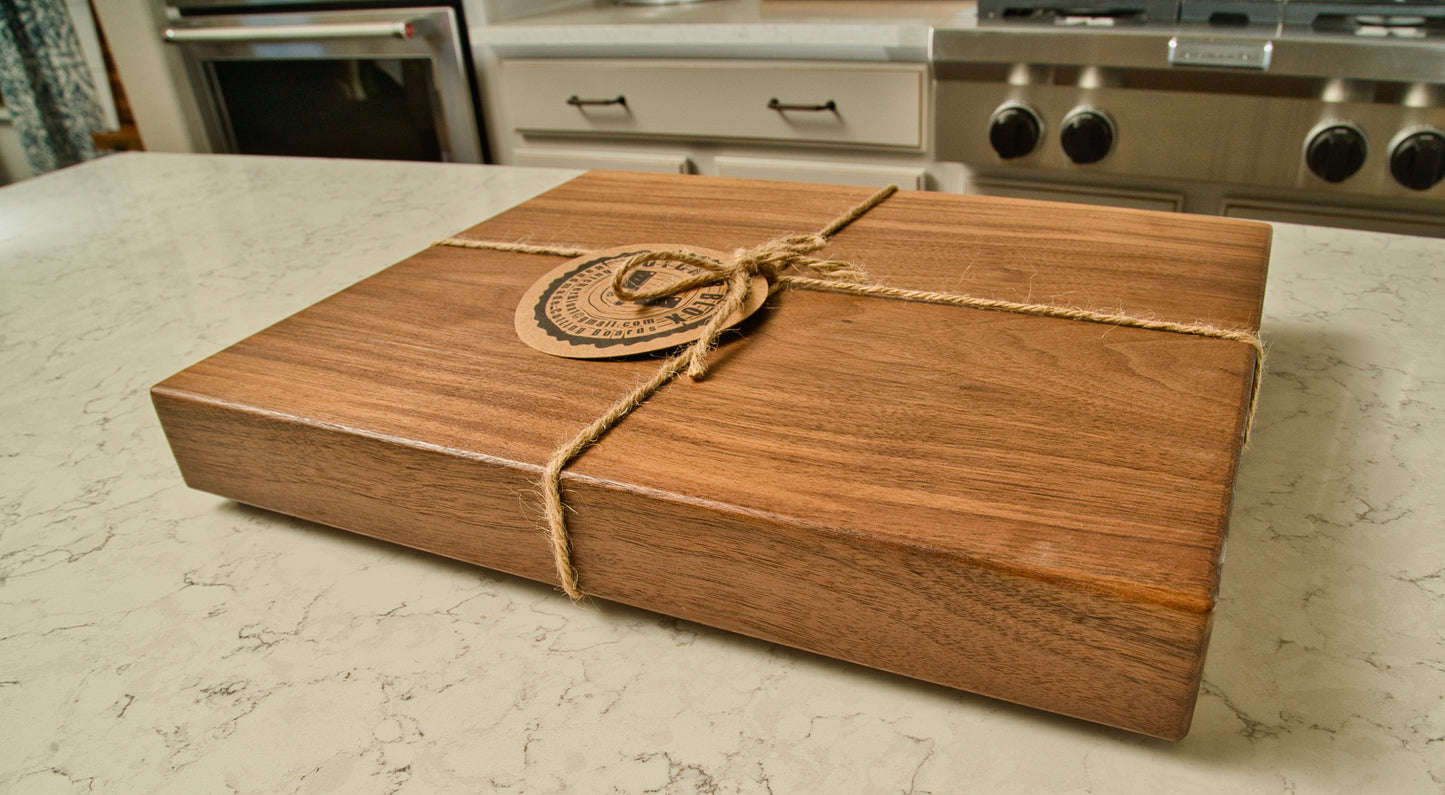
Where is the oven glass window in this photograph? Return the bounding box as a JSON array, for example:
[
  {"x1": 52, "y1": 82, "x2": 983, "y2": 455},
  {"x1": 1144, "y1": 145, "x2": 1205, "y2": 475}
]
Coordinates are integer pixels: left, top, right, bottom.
[{"x1": 209, "y1": 59, "x2": 442, "y2": 162}]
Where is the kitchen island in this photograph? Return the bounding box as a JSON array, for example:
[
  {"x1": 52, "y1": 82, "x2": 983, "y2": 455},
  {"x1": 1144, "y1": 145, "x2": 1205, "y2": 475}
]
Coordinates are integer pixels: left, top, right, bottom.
[{"x1": 2, "y1": 153, "x2": 1441, "y2": 792}]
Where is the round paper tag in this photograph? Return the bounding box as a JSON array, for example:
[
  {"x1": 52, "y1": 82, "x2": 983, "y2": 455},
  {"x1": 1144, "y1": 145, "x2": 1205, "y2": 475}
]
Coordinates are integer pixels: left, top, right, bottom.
[{"x1": 514, "y1": 245, "x2": 770, "y2": 359}]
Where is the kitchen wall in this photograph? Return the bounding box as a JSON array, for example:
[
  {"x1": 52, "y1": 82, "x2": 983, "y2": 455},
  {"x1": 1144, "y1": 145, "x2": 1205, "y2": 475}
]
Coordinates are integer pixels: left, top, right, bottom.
[
  {"x1": 0, "y1": 108, "x2": 35, "y2": 185},
  {"x1": 92, "y1": 0, "x2": 208, "y2": 155}
]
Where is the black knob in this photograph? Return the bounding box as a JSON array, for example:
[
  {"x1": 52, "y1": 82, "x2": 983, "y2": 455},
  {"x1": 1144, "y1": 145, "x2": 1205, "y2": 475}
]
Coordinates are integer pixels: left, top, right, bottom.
[
  {"x1": 1060, "y1": 110, "x2": 1114, "y2": 165},
  {"x1": 1390, "y1": 130, "x2": 1445, "y2": 191},
  {"x1": 1306, "y1": 125, "x2": 1367, "y2": 183},
  {"x1": 988, "y1": 105, "x2": 1041, "y2": 160}
]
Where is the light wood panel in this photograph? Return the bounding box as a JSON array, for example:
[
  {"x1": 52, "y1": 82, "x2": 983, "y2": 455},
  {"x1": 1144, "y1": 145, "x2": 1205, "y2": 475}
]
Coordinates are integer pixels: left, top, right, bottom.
[{"x1": 153, "y1": 171, "x2": 1270, "y2": 740}]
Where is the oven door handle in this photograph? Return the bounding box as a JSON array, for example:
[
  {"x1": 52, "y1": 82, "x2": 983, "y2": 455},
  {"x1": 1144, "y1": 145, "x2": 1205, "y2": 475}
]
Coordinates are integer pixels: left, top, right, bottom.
[{"x1": 165, "y1": 20, "x2": 422, "y2": 44}]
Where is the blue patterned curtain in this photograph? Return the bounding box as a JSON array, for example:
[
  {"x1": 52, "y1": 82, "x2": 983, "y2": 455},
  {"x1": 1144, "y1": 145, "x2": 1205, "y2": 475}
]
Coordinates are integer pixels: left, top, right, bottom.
[{"x1": 0, "y1": 0, "x2": 104, "y2": 174}]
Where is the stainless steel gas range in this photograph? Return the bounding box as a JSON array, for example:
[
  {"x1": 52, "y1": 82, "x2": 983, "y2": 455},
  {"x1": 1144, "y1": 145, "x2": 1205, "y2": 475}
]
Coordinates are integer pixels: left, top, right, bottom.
[{"x1": 932, "y1": 0, "x2": 1445, "y2": 236}]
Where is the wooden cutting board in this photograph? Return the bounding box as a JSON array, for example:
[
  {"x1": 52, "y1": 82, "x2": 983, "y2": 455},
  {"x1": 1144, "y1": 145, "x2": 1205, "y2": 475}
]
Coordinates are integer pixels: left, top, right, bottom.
[{"x1": 152, "y1": 171, "x2": 1269, "y2": 740}]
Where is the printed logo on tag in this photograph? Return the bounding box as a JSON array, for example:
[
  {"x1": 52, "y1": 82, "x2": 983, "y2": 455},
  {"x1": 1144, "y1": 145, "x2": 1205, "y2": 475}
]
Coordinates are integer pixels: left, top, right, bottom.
[{"x1": 515, "y1": 245, "x2": 769, "y2": 359}]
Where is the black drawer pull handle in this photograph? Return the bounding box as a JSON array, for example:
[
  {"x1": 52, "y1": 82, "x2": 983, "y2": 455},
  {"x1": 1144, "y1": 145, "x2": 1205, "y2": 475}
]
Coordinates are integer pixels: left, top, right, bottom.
[
  {"x1": 567, "y1": 94, "x2": 627, "y2": 108},
  {"x1": 768, "y1": 98, "x2": 837, "y2": 112}
]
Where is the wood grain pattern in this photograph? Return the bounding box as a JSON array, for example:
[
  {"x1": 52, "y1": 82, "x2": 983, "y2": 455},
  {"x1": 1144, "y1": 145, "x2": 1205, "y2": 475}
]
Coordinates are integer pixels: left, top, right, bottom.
[{"x1": 152, "y1": 171, "x2": 1270, "y2": 740}]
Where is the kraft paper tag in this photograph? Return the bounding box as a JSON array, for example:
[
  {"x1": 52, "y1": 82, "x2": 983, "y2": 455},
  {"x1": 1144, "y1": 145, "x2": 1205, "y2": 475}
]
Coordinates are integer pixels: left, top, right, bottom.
[{"x1": 514, "y1": 245, "x2": 769, "y2": 359}]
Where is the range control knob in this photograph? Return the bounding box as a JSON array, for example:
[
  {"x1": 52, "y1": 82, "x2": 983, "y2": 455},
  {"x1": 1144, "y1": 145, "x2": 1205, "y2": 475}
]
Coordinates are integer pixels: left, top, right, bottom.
[
  {"x1": 988, "y1": 104, "x2": 1042, "y2": 160},
  {"x1": 1060, "y1": 109, "x2": 1114, "y2": 165},
  {"x1": 1390, "y1": 130, "x2": 1445, "y2": 191},
  {"x1": 1306, "y1": 124, "x2": 1367, "y2": 183}
]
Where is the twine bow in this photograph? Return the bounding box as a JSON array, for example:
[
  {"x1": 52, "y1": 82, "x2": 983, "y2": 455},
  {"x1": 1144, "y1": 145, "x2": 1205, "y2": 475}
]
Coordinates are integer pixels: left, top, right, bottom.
[{"x1": 610, "y1": 234, "x2": 874, "y2": 380}]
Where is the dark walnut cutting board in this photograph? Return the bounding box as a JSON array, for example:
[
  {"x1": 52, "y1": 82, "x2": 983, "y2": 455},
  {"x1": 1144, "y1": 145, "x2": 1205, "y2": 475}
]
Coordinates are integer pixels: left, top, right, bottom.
[{"x1": 152, "y1": 171, "x2": 1270, "y2": 740}]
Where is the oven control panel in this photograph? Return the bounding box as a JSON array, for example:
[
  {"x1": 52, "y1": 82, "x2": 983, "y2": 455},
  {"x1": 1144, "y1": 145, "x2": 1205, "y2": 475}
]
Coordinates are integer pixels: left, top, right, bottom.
[{"x1": 935, "y1": 76, "x2": 1445, "y2": 198}]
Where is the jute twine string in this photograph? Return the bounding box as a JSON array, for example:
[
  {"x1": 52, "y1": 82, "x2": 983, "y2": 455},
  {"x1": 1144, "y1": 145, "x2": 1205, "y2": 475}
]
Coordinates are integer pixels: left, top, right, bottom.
[
  {"x1": 434, "y1": 238, "x2": 593, "y2": 258},
  {"x1": 435, "y1": 184, "x2": 1265, "y2": 600}
]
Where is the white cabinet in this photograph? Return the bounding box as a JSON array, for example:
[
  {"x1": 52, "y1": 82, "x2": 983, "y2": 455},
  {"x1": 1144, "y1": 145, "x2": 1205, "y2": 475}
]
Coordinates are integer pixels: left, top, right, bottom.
[
  {"x1": 485, "y1": 57, "x2": 938, "y2": 188},
  {"x1": 501, "y1": 59, "x2": 925, "y2": 149}
]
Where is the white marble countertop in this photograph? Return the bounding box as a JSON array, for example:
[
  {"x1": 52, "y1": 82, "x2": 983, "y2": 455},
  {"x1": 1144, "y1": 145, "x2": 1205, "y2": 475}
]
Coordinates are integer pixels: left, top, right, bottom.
[
  {"x1": 3, "y1": 152, "x2": 1443, "y2": 792},
  {"x1": 475, "y1": 1, "x2": 975, "y2": 61}
]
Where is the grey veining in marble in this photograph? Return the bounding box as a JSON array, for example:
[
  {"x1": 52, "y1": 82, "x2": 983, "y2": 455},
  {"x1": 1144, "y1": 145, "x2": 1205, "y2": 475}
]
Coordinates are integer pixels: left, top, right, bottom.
[{"x1": 2, "y1": 152, "x2": 1442, "y2": 792}]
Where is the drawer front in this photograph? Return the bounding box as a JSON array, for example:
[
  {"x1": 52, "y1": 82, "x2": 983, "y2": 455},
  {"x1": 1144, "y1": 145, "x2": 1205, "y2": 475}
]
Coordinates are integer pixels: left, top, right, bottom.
[{"x1": 501, "y1": 59, "x2": 925, "y2": 149}]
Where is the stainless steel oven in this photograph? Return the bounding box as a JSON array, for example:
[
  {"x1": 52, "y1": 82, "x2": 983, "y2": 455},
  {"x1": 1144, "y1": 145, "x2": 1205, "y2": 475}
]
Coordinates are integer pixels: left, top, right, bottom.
[
  {"x1": 164, "y1": 0, "x2": 486, "y2": 163},
  {"x1": 933, "y1": 0, "x2": 1445, "y2": 237}
]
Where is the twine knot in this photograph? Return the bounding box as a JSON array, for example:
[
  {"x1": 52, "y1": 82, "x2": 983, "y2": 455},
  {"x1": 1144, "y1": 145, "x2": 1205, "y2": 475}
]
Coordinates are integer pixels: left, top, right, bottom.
[
  {"x1": 727, "y1": 233, "x2": 829, "y2": 279},
  {"x1": 610, "y1": 232, "x2": 832, "y2": 297},
  {"x1": 609, "y1": 233, "x2": 876, "y2": 380}
]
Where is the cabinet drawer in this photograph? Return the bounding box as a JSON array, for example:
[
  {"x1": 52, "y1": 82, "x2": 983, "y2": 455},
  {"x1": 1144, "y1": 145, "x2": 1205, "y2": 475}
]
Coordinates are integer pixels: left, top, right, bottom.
[{"x1": 501, "y1": 59, "x2": 925, "y2": 150}]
